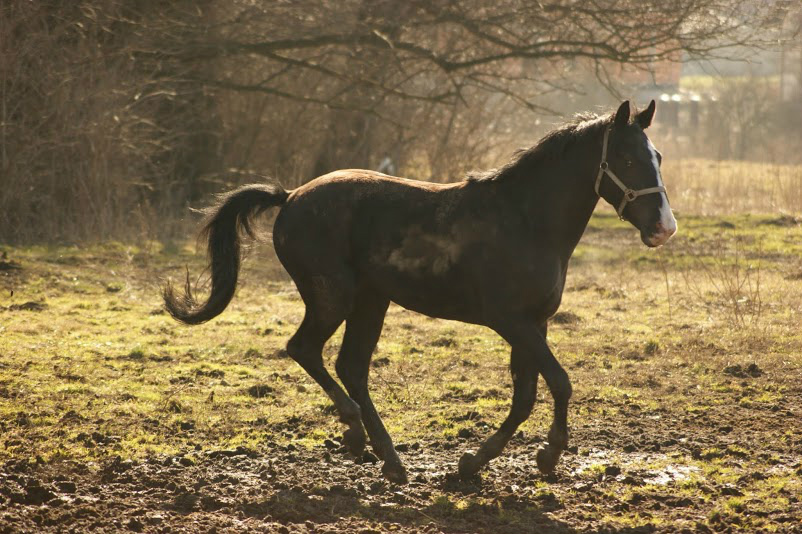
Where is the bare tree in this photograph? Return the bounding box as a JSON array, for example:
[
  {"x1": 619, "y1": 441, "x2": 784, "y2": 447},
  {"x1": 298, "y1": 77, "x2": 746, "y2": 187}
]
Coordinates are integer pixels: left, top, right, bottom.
[
  {"x1": 155, "y1": 0, "x2": 789, "y2": 177},
  {"x1": 0, "y1": 0, "x2": 794, "y2": 243},
  {"x1": 161, "y1": 1, "x2": 784, "y2": 114}
]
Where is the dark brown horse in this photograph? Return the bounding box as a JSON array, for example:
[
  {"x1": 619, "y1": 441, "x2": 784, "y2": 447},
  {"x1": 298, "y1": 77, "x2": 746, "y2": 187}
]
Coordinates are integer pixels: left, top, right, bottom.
[{"x1": 164, "y1": 100, "x2": 677, "y2": 484}]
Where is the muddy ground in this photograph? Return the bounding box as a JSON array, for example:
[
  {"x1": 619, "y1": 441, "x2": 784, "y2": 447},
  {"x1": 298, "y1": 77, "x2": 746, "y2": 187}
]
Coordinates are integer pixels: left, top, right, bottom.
[{"x1": 3, "y1": 384, "x2": 801, "y2": 534}]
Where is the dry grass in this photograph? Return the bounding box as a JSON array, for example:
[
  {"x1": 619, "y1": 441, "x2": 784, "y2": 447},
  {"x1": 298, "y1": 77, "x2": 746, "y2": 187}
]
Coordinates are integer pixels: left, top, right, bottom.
[{"x1": 663, "y1": 158, "x2": 802, "y2": 215}]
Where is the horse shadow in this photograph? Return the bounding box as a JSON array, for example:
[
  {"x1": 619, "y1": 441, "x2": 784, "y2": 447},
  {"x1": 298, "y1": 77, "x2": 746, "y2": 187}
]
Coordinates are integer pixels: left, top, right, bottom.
[{"x1": 234, "y1": 476, "x2": 655, "y2": 534}]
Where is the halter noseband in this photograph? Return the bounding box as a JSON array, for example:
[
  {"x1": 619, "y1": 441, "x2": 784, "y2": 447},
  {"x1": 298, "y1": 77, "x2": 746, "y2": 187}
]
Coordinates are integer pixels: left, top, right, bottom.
[{"x1": 595, "y1": 127, "x2": 666, "y2": 219}]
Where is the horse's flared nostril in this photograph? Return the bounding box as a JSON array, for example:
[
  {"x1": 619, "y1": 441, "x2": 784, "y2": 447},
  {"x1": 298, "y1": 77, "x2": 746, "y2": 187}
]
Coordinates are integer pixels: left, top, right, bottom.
[{"x1": 655, "y1": 221, "x2": 676, "y2": 238}]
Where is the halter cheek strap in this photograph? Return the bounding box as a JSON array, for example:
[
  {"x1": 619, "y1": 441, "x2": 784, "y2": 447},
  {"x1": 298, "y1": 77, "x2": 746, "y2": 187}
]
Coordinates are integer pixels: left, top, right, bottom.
[{"x1": 595, "y1": 127, "x2": 666, "y2": 219}]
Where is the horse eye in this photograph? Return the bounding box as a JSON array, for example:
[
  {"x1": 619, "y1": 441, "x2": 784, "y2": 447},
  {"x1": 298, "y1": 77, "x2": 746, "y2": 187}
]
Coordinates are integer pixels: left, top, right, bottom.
[{"x1": 626, "y1": 159, "x2": 633, "y2": 168}]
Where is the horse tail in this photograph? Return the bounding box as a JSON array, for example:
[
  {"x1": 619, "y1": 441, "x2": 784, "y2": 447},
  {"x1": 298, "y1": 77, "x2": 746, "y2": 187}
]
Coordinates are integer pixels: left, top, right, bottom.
[{"x1": 163, "y1": 183, "x2": 289, "y2": 325}]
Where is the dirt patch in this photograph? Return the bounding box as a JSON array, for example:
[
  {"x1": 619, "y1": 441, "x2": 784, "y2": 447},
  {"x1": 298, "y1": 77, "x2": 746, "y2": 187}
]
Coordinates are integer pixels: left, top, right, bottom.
[
  {"x1": 429, "y1": 337, "x2": 456, "y2": 348},
  {"x1": 3, "y1": 301, "x2": 47, "y2": 312},
  {"x1": 0, "y1": 260, "x2": 21, "y2": 271},
  {"x1": 759, "y1": 215, "x2": 800, "y2": 227},
  {"x1": 551, "y1": 311, "x2": 581, "y2": 325},
  {"x1": 247, "y1": 384, "x2": 275, "y2": 398},
  {"x1": 723, "y1": 363, "x2": 763, "y2": 378}
]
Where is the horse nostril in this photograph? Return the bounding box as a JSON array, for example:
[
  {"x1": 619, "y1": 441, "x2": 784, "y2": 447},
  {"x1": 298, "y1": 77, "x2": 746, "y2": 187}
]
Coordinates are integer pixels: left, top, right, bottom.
[{"x1": 655, "y1": 222, "x2": 676, "y2": 237}]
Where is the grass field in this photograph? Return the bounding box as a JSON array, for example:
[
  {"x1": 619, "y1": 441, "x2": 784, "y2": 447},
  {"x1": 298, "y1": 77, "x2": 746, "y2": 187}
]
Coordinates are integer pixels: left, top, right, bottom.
[
  {"x1": 663, "y1": 159, "x2": 802, "y2": 216},
  {"x1": 1, "y1": 210, "x2": 801, "y2": 533}
]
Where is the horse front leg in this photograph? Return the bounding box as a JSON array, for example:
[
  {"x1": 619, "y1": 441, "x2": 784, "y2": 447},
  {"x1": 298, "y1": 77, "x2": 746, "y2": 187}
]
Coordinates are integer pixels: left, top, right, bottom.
[
  {"x1": 459, "y1": 321, "x2": 572, "y2": 479},
  {"x1": 530, "y1": 327, "x2": 572, "y2": 475},
  {"x1": 458, "y1": 346, "x2": 538, "y2": 478}
]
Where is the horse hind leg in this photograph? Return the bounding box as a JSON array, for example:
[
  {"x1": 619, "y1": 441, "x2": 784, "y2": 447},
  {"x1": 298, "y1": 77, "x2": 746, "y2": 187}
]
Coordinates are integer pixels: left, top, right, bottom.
[
  {"x1": 335, "y1": 290, "x2": 408, "y2": 484},
  {"x1": 285, "y1": 284, "x2": 366, "y2": 457}
]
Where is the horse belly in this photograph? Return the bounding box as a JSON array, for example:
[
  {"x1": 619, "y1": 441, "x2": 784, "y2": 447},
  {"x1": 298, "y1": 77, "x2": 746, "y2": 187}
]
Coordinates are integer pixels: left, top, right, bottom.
[
  {"x1": 375, "y1": 270, "x2": 479, "y2": 322},
  {"x1": 360, "y1": 239, "x2": 481, "y2": 322}
]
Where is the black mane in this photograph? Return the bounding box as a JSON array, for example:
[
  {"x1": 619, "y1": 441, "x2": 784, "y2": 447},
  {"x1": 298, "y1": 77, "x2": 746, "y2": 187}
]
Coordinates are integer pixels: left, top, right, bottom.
[{"x1": 466, "y1": 111, "x2": 612, "y2": 183}]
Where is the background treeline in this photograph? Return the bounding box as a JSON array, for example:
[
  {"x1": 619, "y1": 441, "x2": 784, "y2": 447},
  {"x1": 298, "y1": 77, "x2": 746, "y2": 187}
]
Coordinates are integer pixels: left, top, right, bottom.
[{"x1": 0, "y1": 1, "x2": 798, "y2": 243}]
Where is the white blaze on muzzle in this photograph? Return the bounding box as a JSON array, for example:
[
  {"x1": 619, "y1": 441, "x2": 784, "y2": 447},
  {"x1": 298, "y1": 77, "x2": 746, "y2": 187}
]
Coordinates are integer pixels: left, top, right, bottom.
[
  {"x1": 646, "y1": 137, "x2": 678, "y2": 237},
  {"x1": 595, "y1": 127, "x2": 666, "y2": 220}
]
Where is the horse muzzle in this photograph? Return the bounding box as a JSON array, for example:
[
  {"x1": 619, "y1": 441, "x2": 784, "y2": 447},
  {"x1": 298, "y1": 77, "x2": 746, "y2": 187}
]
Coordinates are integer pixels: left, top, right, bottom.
[{"x1": 642, "y1": 220, "x2": 677, "y2": 247}]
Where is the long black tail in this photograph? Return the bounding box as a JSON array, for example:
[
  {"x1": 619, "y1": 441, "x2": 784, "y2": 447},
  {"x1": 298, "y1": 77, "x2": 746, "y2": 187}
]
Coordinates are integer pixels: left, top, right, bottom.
[{"x1": 163, "y1": 183, "x2": 289, "y2": 325}]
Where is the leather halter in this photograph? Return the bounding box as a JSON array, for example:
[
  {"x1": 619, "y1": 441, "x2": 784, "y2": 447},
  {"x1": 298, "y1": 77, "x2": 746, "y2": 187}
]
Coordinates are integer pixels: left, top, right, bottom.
[{"x1": 595, "y1": 127, "x2": 666, "y2": 219}]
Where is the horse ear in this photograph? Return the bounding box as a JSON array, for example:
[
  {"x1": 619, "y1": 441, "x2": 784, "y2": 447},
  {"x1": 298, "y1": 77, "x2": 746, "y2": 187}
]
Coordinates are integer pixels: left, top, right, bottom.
[
  {"x1": 637, "y1": 100, "x2": 656, "y2": 129},
  {"x1": 614, "y1": 101, "x2": 630, "y2": 128}
]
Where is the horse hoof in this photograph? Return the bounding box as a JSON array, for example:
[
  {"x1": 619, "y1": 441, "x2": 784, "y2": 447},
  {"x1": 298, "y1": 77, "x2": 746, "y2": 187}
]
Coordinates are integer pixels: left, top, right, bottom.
[
  {"x1": 343, "y1": 427, "x2": 366, "y2": 456},
  {"x1": 536, "y1": 447, "x2": 560, "y2": 475},
  {"x1": 382, "y1": 461, "x2": 409, "y2": 485},
  {"x1": 458, "y1": 452, "x2": 482, "y2": 479}
]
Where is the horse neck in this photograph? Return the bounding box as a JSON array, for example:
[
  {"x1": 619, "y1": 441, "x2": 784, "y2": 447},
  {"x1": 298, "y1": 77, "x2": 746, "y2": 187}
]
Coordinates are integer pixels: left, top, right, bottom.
[{"x1": 504, "y1": 134, "x2": 602, "y2": 260}]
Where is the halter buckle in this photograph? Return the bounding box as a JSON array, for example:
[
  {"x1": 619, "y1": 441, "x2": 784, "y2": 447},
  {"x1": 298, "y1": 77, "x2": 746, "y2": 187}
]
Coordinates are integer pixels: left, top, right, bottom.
[{"x1": 624, "y1": 189, "x2": 637, "y2": 202}]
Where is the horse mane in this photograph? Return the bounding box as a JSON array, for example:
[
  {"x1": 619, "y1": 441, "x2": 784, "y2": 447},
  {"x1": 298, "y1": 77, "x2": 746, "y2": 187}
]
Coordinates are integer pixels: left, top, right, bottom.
[{"x1": 465, "y1": 111, "x2": 614, "y2": 183}]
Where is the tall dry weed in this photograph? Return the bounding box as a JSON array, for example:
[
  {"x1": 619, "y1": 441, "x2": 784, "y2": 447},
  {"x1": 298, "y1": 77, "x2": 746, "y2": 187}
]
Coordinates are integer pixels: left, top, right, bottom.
[
  {"x1": 663, "y1": 159, "x2": 802, "y2": 215},
  {"x1": 675, "y1": 235, "x2": 764, "y2": 328}
]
